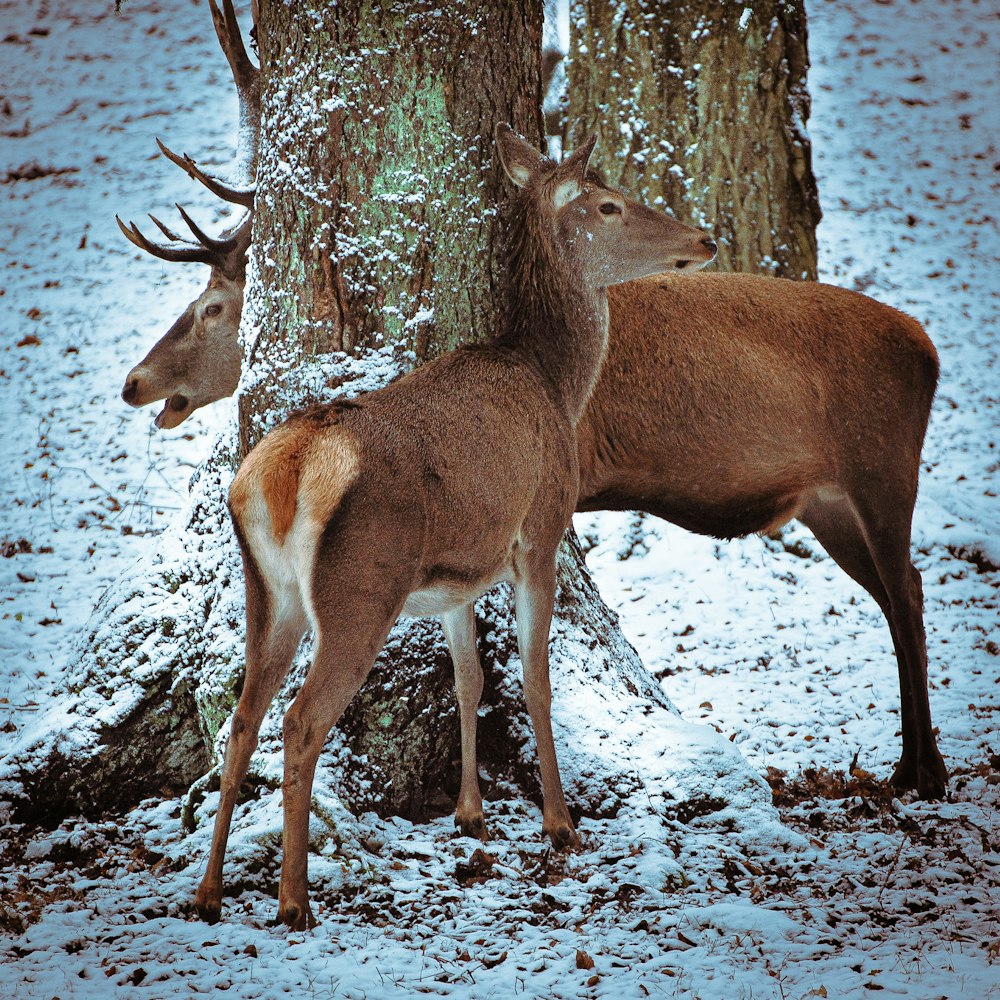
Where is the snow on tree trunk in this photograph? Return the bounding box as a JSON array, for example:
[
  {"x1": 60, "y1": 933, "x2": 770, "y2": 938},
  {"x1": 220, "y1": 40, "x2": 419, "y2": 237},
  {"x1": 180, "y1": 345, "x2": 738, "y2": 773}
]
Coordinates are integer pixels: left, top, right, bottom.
[
  {"x1": 2, "y1": 0, "x2": 777, "y2": 855},
  {"x1": 566, "y1": 0, "x2": 821, "y2": 279}
]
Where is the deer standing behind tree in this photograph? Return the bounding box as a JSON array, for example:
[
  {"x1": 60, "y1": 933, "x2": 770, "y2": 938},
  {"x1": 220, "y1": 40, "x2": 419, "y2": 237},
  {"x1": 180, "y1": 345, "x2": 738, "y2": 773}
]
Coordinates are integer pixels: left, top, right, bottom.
[
  {"x1": 116, "y1": 0, "x2": 947, "y2": 803},
  {"x1": 117, "y1": 0, "x2": 257, "y2": 429},
  {"x1": 190, "y1": 127, "x2": 715, "y2": 929}
]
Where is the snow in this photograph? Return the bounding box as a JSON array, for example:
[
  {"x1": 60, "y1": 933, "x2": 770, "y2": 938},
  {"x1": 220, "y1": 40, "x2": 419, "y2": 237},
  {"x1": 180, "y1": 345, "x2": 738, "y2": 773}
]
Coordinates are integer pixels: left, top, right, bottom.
[{"x1": 1, "y1": 0, "x2": 999, "y2": 997}]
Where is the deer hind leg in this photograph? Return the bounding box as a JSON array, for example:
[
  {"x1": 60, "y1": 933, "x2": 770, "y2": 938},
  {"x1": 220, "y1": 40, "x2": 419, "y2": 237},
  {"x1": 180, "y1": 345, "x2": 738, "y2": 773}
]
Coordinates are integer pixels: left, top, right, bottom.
[
  {"x1": 513, "y1": 555, "x2": 580, "y2": 850},
  {"x1": 441, "y1": 603, "x2": 489, "y2": 840},
  {"x1": 276, "y1": 587, "x2": 404, "y2": 931},
  {"x1": 802, "y1": 492, "x2": 947, "y2": 799},
  {"x1": 194, "y1": 560, "x2": 307, "y2": 924}
]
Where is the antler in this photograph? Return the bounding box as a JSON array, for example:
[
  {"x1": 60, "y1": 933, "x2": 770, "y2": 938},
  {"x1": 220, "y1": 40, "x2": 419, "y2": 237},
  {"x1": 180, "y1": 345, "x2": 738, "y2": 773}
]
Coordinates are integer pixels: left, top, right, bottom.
[
  {"x1": 116, "y1": 207, "x2": 252, "y2": 274},
  {"x1": 116, "y1": 215, "x2": 216, "y2": 266},
  {"x1": 117, "y1": 1, "x2": 258, "y2": 272},
  {"x1": 154, "y1": 0, "x2": 260, "y2": 205},
  {"x1": 155, "y1": 139, "x2": 256, "y2": 208},
  {"x1": 208, "y1": 0, "x2": 261, "y2": 184}
]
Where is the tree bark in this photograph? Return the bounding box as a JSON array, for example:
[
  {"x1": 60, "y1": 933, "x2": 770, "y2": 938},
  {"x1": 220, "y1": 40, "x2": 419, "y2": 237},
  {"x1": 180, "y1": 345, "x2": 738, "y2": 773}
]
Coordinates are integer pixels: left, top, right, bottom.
[
  {"x1": 2, "y1": 0, "x2": 687, "y2": 833},
  {"x1": 565, "y1": 0, "x2": 821, "y2": 279},
  {"x1": 237, "y1": 0, "x2": 547, "y2": 458}
]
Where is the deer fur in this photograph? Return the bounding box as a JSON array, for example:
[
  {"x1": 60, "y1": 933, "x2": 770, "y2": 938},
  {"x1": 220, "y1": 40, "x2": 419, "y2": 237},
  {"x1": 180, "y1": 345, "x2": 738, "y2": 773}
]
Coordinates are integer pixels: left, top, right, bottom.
[{"x1": 190, "y1": 127, "x2": 716, "y2": 929}]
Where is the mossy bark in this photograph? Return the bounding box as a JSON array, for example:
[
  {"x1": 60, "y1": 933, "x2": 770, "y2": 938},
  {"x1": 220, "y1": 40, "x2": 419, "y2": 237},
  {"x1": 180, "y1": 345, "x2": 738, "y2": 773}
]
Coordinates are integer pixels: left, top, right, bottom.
[
  {"x1": 240, "y1": 0, "x2": 545, "y2": 454},
  {"x1": 565, "y1": 0, "x2": 821, "y2": 279}
]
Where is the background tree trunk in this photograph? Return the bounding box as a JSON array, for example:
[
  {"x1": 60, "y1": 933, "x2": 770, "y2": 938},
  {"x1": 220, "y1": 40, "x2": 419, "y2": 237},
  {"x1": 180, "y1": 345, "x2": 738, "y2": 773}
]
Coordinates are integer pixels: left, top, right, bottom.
[
  {"x1": 4, "y1": 0, "x2": 694, "y2": 834},
  {"x1": 565, "y1": 0, "x2": 821, "y2": 279}
]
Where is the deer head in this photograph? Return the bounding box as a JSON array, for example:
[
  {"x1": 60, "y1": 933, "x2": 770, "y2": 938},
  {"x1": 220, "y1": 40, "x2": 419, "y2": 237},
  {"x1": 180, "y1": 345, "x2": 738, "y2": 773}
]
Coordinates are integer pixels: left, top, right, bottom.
[
  {"x1": 496, "y1": 125, "x2": 717, "y2": 288},
  {"x1": 118, "y1": 207, "x2": 250, "y2": 428},
  {"x1": 494, "y1": 126, "x2": 716, "y2": 423},
  {"x1": 118, "y1": 0, "x2": 257, "y2": 429}
]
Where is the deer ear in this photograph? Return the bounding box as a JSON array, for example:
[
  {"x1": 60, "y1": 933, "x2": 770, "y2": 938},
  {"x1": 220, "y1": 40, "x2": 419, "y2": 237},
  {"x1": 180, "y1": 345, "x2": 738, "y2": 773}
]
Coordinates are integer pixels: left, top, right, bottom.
[
  {"x1": 551, "y1": 132, "x2": 598, "y2": 209},
  {"x1": 495, "y1": 123, "x2": 550, "y2": 188}
]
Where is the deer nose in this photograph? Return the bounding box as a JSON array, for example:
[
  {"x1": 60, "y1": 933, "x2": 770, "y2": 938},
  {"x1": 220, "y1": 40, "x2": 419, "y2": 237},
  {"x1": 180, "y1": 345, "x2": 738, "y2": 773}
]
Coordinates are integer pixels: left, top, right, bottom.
[
  {"x1": 122, "y1": 375, "x2": 140, "y2": 405},
  {"x1": 701, "y1": 238, "x2": 718, "y2": 258}
]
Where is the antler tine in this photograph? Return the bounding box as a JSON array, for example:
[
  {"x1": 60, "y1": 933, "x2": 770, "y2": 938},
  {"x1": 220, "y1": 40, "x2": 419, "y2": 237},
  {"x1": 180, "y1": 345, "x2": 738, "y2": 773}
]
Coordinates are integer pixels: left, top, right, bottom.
[
  {"x1": 208, "y1": 0, "x2": 258, "y2": 93},
  {"x1": 147, "y1": 212, "x2": 191, "y2": 244},
  {"x1": 231, "y1": 208, "x2": 254, "y2": 247},
  {"x1": 115, "y1": 214, "x2": 219, "y2": 265},
  {"x1": 156, "y1": 138, "x2": 256, "y2": 208},
  {"x1": 174, "y1": 203, "x2": 241, "y2": 255},
  {"x1": 207, "y1": 0, "x2": 261, "y2": 183}
]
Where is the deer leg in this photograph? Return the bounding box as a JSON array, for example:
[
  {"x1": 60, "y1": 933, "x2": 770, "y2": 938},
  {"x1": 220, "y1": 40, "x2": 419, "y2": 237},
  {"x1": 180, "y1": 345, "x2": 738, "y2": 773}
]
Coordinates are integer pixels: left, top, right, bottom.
[
  {"x1": 194, "y1": 570, "x2": 306, "y2": 923},
  {"x1": 441, "y1": 604, "x2": 489, "y2": 840},
  {"x1": 802, "y1": 495, "x2": 946, "y2": 798},
  {"x1": 276, "y1": 598, "x2": 402, "y2": 931},
  {"x1": 513, "y1": 559, "x2": 579, "y2": 850},
  {"x1": 863, "y1": 531, "x2": 945, "y2": 799}
]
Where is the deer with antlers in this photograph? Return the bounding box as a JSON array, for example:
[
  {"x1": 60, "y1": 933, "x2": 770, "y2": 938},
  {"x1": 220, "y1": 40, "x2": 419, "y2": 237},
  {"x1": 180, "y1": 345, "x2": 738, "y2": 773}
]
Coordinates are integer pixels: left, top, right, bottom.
[
  {"x1": 189, "y1": 127, "x2": 716, "y2": 928},
  {"x1": 117, "y1": 0, "x2": 257, "y2": 429},
  {"x1": 118, "y1": 3, "x2": 946, "y2": 810}
]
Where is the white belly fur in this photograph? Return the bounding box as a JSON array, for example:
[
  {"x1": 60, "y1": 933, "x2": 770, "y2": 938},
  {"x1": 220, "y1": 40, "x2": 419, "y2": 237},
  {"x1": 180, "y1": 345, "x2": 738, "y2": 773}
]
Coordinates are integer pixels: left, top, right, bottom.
[{"x1": 400, "y1": 563, "x2": 517, "y2": 619}]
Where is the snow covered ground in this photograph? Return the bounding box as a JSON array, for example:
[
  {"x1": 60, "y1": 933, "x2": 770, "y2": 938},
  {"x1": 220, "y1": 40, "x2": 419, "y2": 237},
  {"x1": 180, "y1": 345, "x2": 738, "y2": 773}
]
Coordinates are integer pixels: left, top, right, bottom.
[{"x1": 1, "y1": 0, "x2": 997, "y2": 997}]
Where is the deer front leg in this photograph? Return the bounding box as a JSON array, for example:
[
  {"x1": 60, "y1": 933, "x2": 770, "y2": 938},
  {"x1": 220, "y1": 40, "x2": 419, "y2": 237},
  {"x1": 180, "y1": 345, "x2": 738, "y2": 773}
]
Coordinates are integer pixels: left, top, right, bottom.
[
  {"x1": 888, "y1": 563, "x2": 948, "y2": 798},
  {"x1": 441, "y1": 603, "x2": 489, "y2": 840},
  {"x1": 514, "y1": 561, "x2": 580, "y2": 851}
]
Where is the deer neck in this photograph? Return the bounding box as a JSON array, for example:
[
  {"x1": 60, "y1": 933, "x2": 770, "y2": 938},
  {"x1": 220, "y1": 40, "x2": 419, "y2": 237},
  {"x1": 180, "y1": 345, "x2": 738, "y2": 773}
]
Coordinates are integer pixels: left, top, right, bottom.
[{"x1": 496, "y1": 207, "x2": 609, "y2": 426}]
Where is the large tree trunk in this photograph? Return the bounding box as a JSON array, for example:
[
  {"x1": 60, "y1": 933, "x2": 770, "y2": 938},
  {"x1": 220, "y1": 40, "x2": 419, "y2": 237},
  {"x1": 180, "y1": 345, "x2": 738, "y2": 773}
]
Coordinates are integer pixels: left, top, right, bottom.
[
  {"x1": 565, "y1": 0, "x2": 821, "y2": 279},
  {"x1": 241, "y1": 0, "x2": 545, "y2": 414},
  {"x1": 3, "y1": 0, "x2": 719, "y2": 834}
]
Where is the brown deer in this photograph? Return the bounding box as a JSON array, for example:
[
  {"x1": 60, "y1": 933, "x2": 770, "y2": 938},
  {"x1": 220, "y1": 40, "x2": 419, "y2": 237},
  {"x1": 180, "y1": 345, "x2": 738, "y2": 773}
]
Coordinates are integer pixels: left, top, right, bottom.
[
  {"x1": 117, "y1": 0, "x2": 258, "y2": 429},
  {"x1": 582, "y1": 274, "x2": 945, "y2": 800},
  {"x1": 190, "y1": 127, "x2": 716, "y2": 928}
]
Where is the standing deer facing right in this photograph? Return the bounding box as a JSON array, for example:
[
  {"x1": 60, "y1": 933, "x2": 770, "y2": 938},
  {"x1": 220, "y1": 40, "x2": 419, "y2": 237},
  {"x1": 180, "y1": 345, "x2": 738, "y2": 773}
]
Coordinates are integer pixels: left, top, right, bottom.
[{"x1": 192, "y1": 125, "x2": 716, "y2": 929}]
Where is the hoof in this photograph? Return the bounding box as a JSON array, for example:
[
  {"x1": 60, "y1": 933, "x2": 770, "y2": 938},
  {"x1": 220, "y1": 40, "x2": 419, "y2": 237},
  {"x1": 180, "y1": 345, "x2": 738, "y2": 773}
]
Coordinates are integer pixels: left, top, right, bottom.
[
  {"x1": 278, "y1": 900, "x2": 316, "y2": 931},
  {"x1": 193, "y1": 888, "x2": 222, "y2": 925},
  {"x1": 890, "y1": 758, "x2": 917, "y2": 791},
  {"x1": 891, "y1": 754, "x2": 948, "y2": 800},
  {"x1": 545, "y1": 823, "x2": 581, "y2": 852},
  {"x1": 455, "y1": 814, "x2": 491, "y2": 842}
]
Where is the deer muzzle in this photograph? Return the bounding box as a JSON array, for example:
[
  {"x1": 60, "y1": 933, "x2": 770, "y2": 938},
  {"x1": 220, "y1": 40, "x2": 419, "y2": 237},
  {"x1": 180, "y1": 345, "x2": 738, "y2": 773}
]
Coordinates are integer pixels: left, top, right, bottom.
[{"x1": 122, "y1": 367, "x2": 194, "y2": 429}]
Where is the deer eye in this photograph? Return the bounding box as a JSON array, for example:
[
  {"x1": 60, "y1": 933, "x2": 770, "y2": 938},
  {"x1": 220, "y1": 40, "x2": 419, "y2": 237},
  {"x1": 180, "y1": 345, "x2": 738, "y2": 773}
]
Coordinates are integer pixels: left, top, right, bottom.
[
  {"x1": 599, "y1": 202, "x2": 621, "y2": 216},
  {"x1": 205, "y1": 304, "x2": 223, "y2": 317}
]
